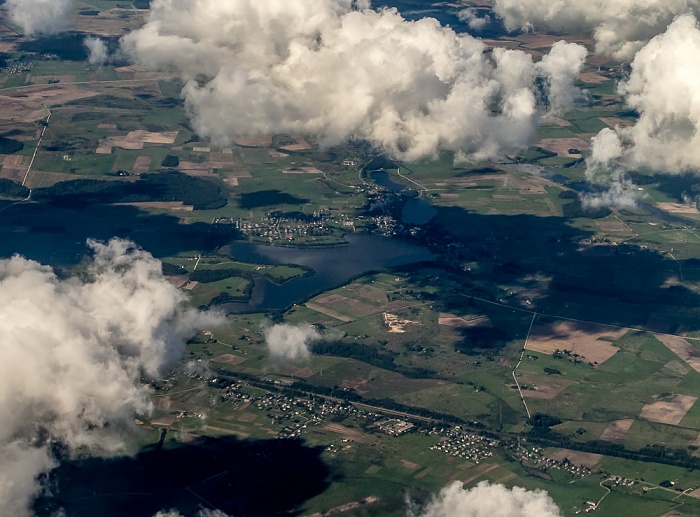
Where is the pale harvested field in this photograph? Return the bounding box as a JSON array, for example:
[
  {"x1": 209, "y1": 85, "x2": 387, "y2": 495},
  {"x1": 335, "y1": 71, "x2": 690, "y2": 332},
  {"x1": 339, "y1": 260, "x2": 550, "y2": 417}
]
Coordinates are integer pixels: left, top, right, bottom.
[
  {"x1": 536, "y1": 137, "x2": 590, "y2": 158},
  {"x1": 24, "y1": 171, "x2": 84, "y2": 188},
  {"x1": 209, "y1": 151, "x2": 236, "y2": 163},
  {"x1": 640, "y1": 395, "x2": 697, "y2": 425},
  {"x1": 113, "y1": 66, "x2": 170, "y2": 81},
  {"x1": 548, "y1": 449, "x2": 602, "y2": 468},
  {"x1": 438, "y1": 313, "x2": 493, "y2": 329},
  {"x1": 192, "y1": 147, "x2": 210, "y2": 153},
  {"x1": 657, "y1": 202, "x2": 699, "y2": 215},
  {"x1": 305, "y1": 302, "x2": 353, "y2": 322},
  {"x1": 349, "y1": 284, "x2": 388, "y2": 304},
  {"x1": 132, "y1": 156, "x2": 152, "y2": 174},
  {"x1": 655, "y1": 334, "x2": 700, "y2": 373},
  {"x1": 0, "y1": 167, "x2": 27, "y2": 182},
  {"x1": 280, "y1": 137, "x2": 312, "y2": 151},
  {"x1": 98, "y1": 123, "x2": 117, "y2": 130},
  {"x1": 0, "y1": 154, "x2": 29, "y2": 167},
  {"x1": 542, "y1": 116, "x2": 573, "y2": 127},
  {"x1": 0, "y1": 86, "x2": 99, "y2": 122},
  {"x1": 234, "y1": 135, "x2": 272, "y2": 147},
  {"x1": 100, "y1": 130, "x2": 179, "y2": 151},
  {"x1": 317, "y1": 294, "x2": 347, "y2": 304},
  {"x1": 0, "y1": 97, "x2": 52, "y2": 122},
  {"x1": 526, "y1": 321, "x2": 625, "y2": 365},
  {"x1": 400, "y1": 459, "x2": 421, "y2": 472},
  {"x1": 322, "y1": 423, "x2": 364, "y2": 440},
  {"x1": 282, "y1": 166, "x2": 323, "y2": 174},
  {"x1": 600, "y1": 419, "x2": 635, "y2": 443},
  {"x1": 517, "y1": 378, "x2": 569, "y2": 400},
  {"x1": 115, "y1": 201, "x2": 193, "y2": 211},
  {"x1": 599, "y1": 117, "x2": 635, "y2": 128},
  {"x1": 596, "y1": 220, "x2": 633, "y2": 233},
  {"x1": 166, "y1": 275, "x2": 188, "y2": 289},
  {"x1": 692, "y1": 434, "x2": 700, "y2": 457},
  {"x1": 211, "y1": 354, "x2": 247, "y2": 365},
  {"x1": 314, "y1": 293, "x2": 378, "y2": 318},
  {"x1": 579, "y1": 72, "x2": 609, "y2": 84},
  {"x1": 481, "y1": 39, "x2": 522, "y2": 50},
  {"x1": 461, "y1": 463, "x2": 500, "y2": 484},
  {"x1": 268, "y1": 150, "x2": 289, "y2": 158},
  {"x1": 517, "y1": 33, "x2": 593, "y2": 50},
  {"x1": 224, "y1": 177, "x2": 239, "y2": 187},
  {"x1": 587, "y1": 54, "x2": 611, "y2": 66}
]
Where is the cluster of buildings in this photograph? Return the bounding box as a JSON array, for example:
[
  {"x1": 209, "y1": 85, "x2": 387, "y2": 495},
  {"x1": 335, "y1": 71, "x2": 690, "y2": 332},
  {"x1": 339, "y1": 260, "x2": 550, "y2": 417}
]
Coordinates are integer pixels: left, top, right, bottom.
[
  {"x1": 510, "y1": 444, "x2": 593, "y2": 478},
  {"x1": 428, "y1": 426, "x2": 499, "y2": 463}
]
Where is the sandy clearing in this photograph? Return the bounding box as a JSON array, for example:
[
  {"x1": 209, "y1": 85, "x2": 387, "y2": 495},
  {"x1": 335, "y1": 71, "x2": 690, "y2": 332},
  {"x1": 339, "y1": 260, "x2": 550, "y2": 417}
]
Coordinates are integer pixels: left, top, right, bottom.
[
  {"x1": 640, "y1": 395, "x2": 697, "y2": 425},
  {"x1": 655, "y1": 334, "x2": 700, "y2": 373},
  {"x1": 600, "y1": 419, "x2": 635, "y2": 443},
  {"x1": 383, "y1": 313, "x2": 418, "y2": 333}
]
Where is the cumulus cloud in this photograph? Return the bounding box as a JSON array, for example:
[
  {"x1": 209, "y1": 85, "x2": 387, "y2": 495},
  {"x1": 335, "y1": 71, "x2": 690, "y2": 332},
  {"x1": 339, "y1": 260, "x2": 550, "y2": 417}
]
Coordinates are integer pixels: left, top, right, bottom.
[
  {"x1": 121, "y1": 0, "x2": 586, "y2": 161},
  {"x1": 584, "y1": 15, "x2": 700, "y2": 206},
  {"x1": 84, "y1": 37, "x2": 109, "y2": 66},
  {"x1": 458, "y1": 9, "x2": 490, "y2": 32},
  {"x1": 6, "y1": 0, "x2": 73, "y2": 35},
  {"x1": 411, "y1": 481, "x2": 562, "y2": 517},
  {"x1": 0, "y1": 239, "x2": 222, "y2": 516},
  {"x1": 264, "y1": 323, "x2": 321, "y2": 363},
  {"x1": 491, "y1": 0, "x2": 700, "y2": 60}
]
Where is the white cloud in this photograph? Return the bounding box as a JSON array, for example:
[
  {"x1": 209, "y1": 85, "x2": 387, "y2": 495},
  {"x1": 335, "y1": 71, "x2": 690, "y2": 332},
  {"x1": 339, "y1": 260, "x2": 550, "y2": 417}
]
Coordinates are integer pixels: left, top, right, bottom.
[
  {"x1": 491, "y1": 0, "x2": 700, "y2": 60},
  {"x1": 265, "y1": 323, "x2": 321, "y2": 363},
  {"x1": 84, "y1": 36, "x2": 109, "y2": 66},
  {"x1": 584, "y1": 15, "x2": 700, "y2": 205},
  {"x1": 121, "y1": 0, "x2": 586, "y2": 162},
  {"x1": 0, "y1": 239, "x2": 222, "y2": 516},
  {"x1": 6, "y1": 0, "x2": 73, "y2": 35},
  {"x1": 411, "y1": 481, "x2": 562, "y2": 517}
]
